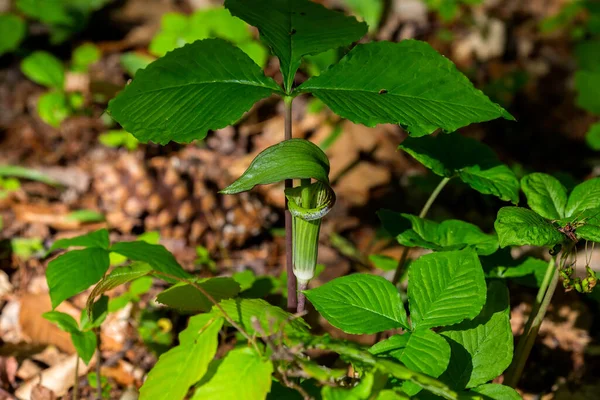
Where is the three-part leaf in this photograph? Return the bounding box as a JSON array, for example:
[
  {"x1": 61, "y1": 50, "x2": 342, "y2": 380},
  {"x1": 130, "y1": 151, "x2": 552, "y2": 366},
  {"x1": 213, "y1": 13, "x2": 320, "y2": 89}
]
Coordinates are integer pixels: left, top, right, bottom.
[
  {"x1": 521, "y1": 173, "x2": 567, "y2": 220},
  {"x1": 299, "y1": 41, "x2": 513, "y2": 137},
  {"x1": 108, "y1": 39, "x2": 281, "y2": 144},
  {"x1": 399, "y1": 133, "x2": 519, "y2": 202},
  {"x1": 225, "y1": 0, "x2": 367, "y2": 92},
  {"x1": 304, "y1": 274, "x2": 409, "y2": 334},
  {"x1": 42, "y1": 311, "x2": 97, "y2": 364}
]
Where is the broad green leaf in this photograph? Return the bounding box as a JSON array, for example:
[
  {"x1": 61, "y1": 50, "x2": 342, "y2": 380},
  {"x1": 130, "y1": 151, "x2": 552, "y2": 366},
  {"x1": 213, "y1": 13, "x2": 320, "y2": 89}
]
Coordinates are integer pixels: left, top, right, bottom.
[
  {"x1": 470, "y1": 384, "x2": 522, "y2": 400},
  {"x1": 232, "y1": 269, "x2": 256, "y2": 291},
  {"x1": 221, "y1": 139, "x2": 330, "y2": 194},
  {"x1": 378, "y1": 210, "x2": 498, "y2": 255},
  {"x1": 43, "y1": 311, "x2": 97, "y2": 364},
  {"x1": 440, "y1": 281, "x2": 513, "y2": 389},
  {"x1": 86, "y1": 262, "x2": 153, "y2": 311},
  {"x1": 108, "y1": 39, "x2": 281, "y2": 145},
  {"x1": 119, "y1": 52, "x2": 155, "y2": 77},
  {"x1": 304, "y1": 273, "x2": 409, "y2": 334},
  {"x1": 37, "y1": 91, "x2": 70, "y2": 127},
  {"x1": 342, "y1": 0, "x2": 384, "y2": 33},
  {"x1": 408, "y1": 249, "x2": 486, "y2": 330},
  {"x1": 399, "y1": 133, "x2": 518, "y2": 202},
  {"x1": 0, "y1": 14, "x2": 26, "y2": 56},
  {"x1": 485, "y1": 256, "x2": 548, "y2": 288},
  {"x1": 192, "y1": 347, "x2": 273, "y2": 400},
  {"x1": 575, "y1": 40, "x2": 600, "y2": 72},
  {"x1": 217, "y1": 298, "x2": 309, "y2": 336},
  {"x1": 369, "y1": 254, "x2": 398, "y2": 271},
  {"x1": 521, "y1": 173, "x2": 567, "y2": 220},
  {"x1": 50, "y1": 229, "x2": 110, "y2": 251},
  {"x1": 110, "y1": 241, "x2": 190, "y2": 279},
  {"x1": 494, "y1": 207, "x2": 563, "y2": 248},
  {"x1": 72, "y1": 43, "x2": 101, "y2": 72},
  {"x1": 47, "y1": 247, "x2": 110, "y2": 309},
  {"x1": 156, "y1": 277, "x2": 241, "y2": 312},
  {"x1": 585, "y1": 122, "x2": 600, "y2": 151},
  {"x1": 565, "y1": 177, "x2": 600, "y2": 217},
  {"x1": 21, "y1": 51, "x2": 65, "y2": 89},
  {"x1": 140, "y1": 314, "x2": 223, "y2": 400},
  {"x1": 299, "y1": 41, "x2": 513, "y2": 137},
  {"x1": 575, "y1": 71, "x2": 600, "y2": 114},
  {"x1": 225, "y1": 0, "x2": 367, "y2": 92}
]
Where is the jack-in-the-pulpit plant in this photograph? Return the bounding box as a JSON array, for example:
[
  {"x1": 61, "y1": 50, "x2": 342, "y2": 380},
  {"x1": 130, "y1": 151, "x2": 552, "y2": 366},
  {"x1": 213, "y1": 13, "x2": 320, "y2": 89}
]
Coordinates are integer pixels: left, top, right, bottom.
[{"x1": 41, "y1": 0, "x2": 600, "y2": 399}]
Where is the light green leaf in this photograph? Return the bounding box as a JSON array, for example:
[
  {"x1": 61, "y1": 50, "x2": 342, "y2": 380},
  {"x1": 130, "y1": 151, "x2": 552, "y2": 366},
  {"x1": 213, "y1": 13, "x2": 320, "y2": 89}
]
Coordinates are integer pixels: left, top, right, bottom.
[
  {"x1": 399, "y1": 133, "x2": 518, "y2": 202},
  {"x1": 192, "y1": 347, "x2": 273, "y2": 400},
  {"x1": 99, "y1": 130, "x2": 139, "y2": 151},
  {"x1": 408, "y1": 249, "x2": 486, "y2": 330},
  {"x1": 0, "y1": 165, "x2": 59, "y2": 186},
  {"x1": 521, "y1": 173, "x2": 567, "y2": 220},
  {"x1": 585, "y1": 122, "x2": 600, "y2": 151},
  {"x1": 368, "y1": 254, "x2": 398, "y2": 271},
  {"x1": 50, "y1": 228, "x2": 110, "y2": 251},
  {"x1": 0, "y1": 14, "x2": 26, "y2": 56},
  {"x1": 43, "y1": 310, "x2": 79, "y2": 333},
  {"x1": 237, "y1": 40, "x2": 269, "y2": 68},
  {"x1": 575, "y1": 70, "x2": 600, "y2": 114},
  {"x1": 47, "y1": 247, "x2": 110, "y2": 309},
  {"x1": 21, "y1": 51, "x2": 65, "y2": 89},
  {"x1": 322, "y1": 372, "x2": 378, "y2": 400},
  {"x1": 119, "y1": 52, "x2": 155, "y2": 77},
  {"x1": 217, "y1": 298, "x2": 310, "y2": 336},
  {"x1": 225, "y1": 0, "x2": 367, "y2": 92},
  {"x1": 304, "y1": 273, "x2": 408, "y2": 334},
  {"x1": 221, "y1": 139, "x2": 330, "y2": 194},
  {"x1": 37, "y1": 91, "x2": 70, "y2": 127},
  {"x1": 156, "y1": 277, "x2": 241, "y2": 312},
  {"x1": 232, "y1": 269, "x2": 256, "y2": 291},
  {"x1": 470, "y1": 384, "x2": 522, "y2": 400},
  {"x1": 342, "y1": 0, "x2": 384, "y2": 33},
  {"x1": 565, "y1": 177, "x2": 600, "y2": 217},
  {"x1": 86, "y1": 262, "x2": 153, "y2": 311},
  {"x1": 110, "y1": 241, "x2": 190, "y2": 279},
  {"x1": 378, "y1": 210, "x2": 498, "y2": 255},
  {"x1": 43, "y1": 311, "x2": 97, "y2": 364},
  {"x1": 66, "y1": 209, "x2": 105, "y2": 223},
  {"x1": 72, "y1": 43, "x2": 101, "y2": 72},
  {"x1": 494, "y1": 207, "x2": 563, "y2": 248},
  {"x1": 140, "y1": 314, "x2": 223, "y2": 400},
  {"x1": 376, "y1": 390, "x2": 410, "y2": 400},
  {"x1": 440, "y1": 281, "x2": 513, "y2": 389},
  {"x1": 108, "y1": 39, "x2": 281, "y2": 145},
  {"x1": 299, "y1": 41, "x2": 512, "y2": 137}
]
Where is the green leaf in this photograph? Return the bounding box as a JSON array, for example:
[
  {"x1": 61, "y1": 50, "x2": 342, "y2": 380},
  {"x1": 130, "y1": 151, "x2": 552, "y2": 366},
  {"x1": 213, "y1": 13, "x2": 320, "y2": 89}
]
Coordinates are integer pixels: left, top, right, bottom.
[
  {"x1": 485, "y1": 256, "x2": 548, "y2": 288},
  {"x1": 299, "y1": 41, "x2": 512, "y2": 137},
  {"x1": 110, "y1": 241, "x2": 190, "y2": 279},
  {"x1": 521, "y1": 173, "x2": 567, "y2": 220},
  {"x1": 217, "y1": 298, "x2": 310, "y2": 336},
  {"x1": 0, "y1": 14, "x2": 26, "y2": 56},
  {"x1": 193, "y1": 347, "x2": 273, "y2": 399},
  {"x1": 494, "y1": 207, "x2": 563, "y2": 248},
  {"x1": 66, "y1": 209, "x2": 105, "y2": 223},
  {"x1": 368, "y1": 254, "x2": 398, "y2": 271},
  {"x1": 37, "y1": 91, "x2": 70, "y2": 127},
  {"x1": 225, "y1": 0, "x2": 367, "y2": 92},
  {"x1": 140, "y1": 314, "x2": 223, "y2": 400},
  {"x1": 47, "y1": 247, "x2": 110, "y2": 309},
  {"x1": 439, "y1": 281, "x2": 513, "y2": 390},
  {"x1": 221, "y1": 139, "x2": 330, "y2": 194},
  {"x1": 43, "y1": 310, "x2": 80, "y2": 333},
  {"x1": 322, "y1": 372, "x2": 380, "y2": 400},
  {"x1": 408, "y1": 249, "x2": 486, "y2": 330},
  {"x1": 378, "y1": 210, "x2": 498, "y2": 256},
  {"x1": 99, "y1": 130, "x2": 139, "y2": 151},
  {"x1": 156, "y1": 277, "x2": 241, "y2": 312},
  {"x1": 119, "y1": 52, "x2": 155, "y2": 77},
  {"x1": 565, "y1": 177, "x2": 600, "y2": 217},
  {"x1": 469, "y1": 384, "x2": 522, "y2": 400},
  {"x1": 232, "y1": 269, "x2": 256, "y2": 291},
  {"x1": 585, "y1": 122, "x2": 600, "y2": 151},
  {"x1": 50, "y1": 228, "x2": 110, "y2": 251},
  {"x1": 304, "y1": 273, "x2": 408, "y2": 334},
  {"x1": 342, "y1": 0, "x2": 384, "y2": 33},
  {"x1": 399, "y1": 133, "x2": 518, "y2": 203},
  {"x1": 72, "y1": 43, "x2": 101, "y2": 72},
  {"x1": 80, "y1": 295, "x2": 108, "y2": 330},
  {"x1": 43, "y1": 311, "x2": 97, "y2": 364},
  {"x1": 575, "y1": 40, "x2": 600, "y2": 72},
  {"x1": 575, "y1": 70, "x2": 600, "y2": 114},
  {"x1": 21, "y1": 51, "x2": 65, "y2": 89},
  {"x1": 108, "y1": 39, "x2": 281, "y2": 145},
  {"x1": 86, "y1": 262, "x2": 153, "y2": 311},
  {"x1": 0, "y1": 165, "x2": 59, "y2": 186}
]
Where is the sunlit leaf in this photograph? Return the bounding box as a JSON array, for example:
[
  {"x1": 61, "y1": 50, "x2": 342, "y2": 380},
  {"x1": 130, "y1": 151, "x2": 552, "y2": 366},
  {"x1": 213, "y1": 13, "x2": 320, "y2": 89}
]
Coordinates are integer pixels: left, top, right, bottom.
[
  {"x1": 494, "y1": 207, "x2": 563, "y2": 248},
  {"x1": 21, "y1": 51, "x2": 65, "y2": 89}
]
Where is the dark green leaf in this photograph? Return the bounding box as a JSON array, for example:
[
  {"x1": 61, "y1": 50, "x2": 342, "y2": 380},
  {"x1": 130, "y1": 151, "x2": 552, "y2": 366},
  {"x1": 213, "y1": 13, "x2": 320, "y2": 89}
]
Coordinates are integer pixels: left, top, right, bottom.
[
  {"x1": 21, "y1": 51, "x2": 65, "y2": 89},
  {"x1": 470, "y1": 384, "x2": 522, "y2": 400},
  {"x1": 110, "y1": 241, "x2": 190, "y2": 279},
  {"x1": 408, "y1": 249, "x2": 486, "y2": 330},
  {"x1": 575, "y1": 71, "x2": 600, "y2": 114},
  {"x1": 50, "y1": 229, "x2": 110, "y2": 251},
  {"x1": 575, "y1": 40, "x2": 600, "y2": 72},
  {"x1": 108, "y1": 39, "x2": 281, "y2": 145},
  {"x1": 521, "y1": 173, "x2": 567, "y2": 220},
  {"x1": 221, "y1": 139, "x2": 330, "y2": 194},
  {"x1": 378, "y1": 210, "x2": 498, "y2": 255},
  {"x1": 494, "y1": 207, "x2": 563, "y2": 248},
  {"x1": 485, "y1": 256, "x2": 548, "y2": 288},
  {"x1": 440, "y1": 281, "x2": 513, "y2": 389},
  {"x1": 156, "y1": 277, "x2": 240, "y2": 312},
  {"x1": 225, "y1": 0, "x2": 367, "y2": 92},
  {"x1": 585, "y1": 122, "x2": 600, "y2": 151},
  {"x1": 0, "y1": 14, "x2": 26, "y2": 56},
  {"x1": 565, "y1": 177, "x2": 600, "y2": 217},
  {"x1": 47, "y1": 247, "x2": 110, "y2": 309},
  {"x1": 140, "y1": 314, "x2": 223, "y2": 400},
  {"x1": 80, "y1": 295, "x2": 108, "y2": 330},
  {"x1": 399, "y1": 133, "x2": 518, "y2": 202},
  {"x1": 299, "y1": 41, "x2": 512, "y2": 137},
  {"x1": 304, "y1": 273, "x2": 408, "y2": 334}
]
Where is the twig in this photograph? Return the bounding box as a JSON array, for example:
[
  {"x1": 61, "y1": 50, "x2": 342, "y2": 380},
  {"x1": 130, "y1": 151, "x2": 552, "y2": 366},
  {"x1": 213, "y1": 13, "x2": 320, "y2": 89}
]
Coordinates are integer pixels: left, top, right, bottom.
[
  {"x1": 95, "y1": 329, "x2": 102, "y2": 399},
  {"x1": 73, "y1": 356, "x2": 80, "y2": 400}
]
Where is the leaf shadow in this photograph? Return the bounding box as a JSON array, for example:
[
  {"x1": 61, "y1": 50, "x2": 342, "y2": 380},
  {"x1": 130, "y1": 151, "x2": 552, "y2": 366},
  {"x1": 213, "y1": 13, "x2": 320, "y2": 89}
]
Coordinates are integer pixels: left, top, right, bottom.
[{"x1": 438, "y1": 336, "x2": 473, "y2": 391}]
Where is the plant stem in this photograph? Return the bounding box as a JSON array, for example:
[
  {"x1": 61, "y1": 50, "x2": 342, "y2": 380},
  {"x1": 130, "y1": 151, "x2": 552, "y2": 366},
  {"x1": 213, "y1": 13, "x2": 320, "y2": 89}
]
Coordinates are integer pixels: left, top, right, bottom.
[
  {"x1": 284, "y1": 96, "x2": 298, "y2": 312},
  {"x1": 391, "y1": 177, "x2": 451, "y2": 285},
  {"x1": 95, "y1": 329, "x2": 102, "y2": 400},
  {"x1": 73, "y1": 356, "x2": 79, "y2": 400},
  {"x1": 504, "y1": 257, "x2": 558, "y2": 388},
  {"x1": 297, "y1": 281, "x2": 308, "y2": 313}
]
